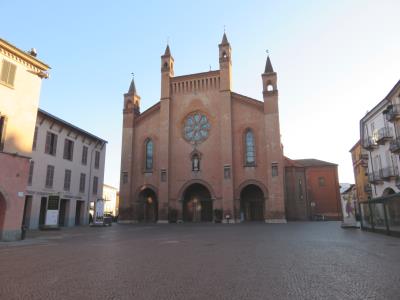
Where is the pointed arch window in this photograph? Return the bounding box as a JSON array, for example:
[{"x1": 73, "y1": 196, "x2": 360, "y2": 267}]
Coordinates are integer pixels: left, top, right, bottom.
[
  {"x1": 145, "y1": 139, "x2": 153, "y2": 171},
  {"x1": 245, "y1": 129, "x2": 256, "y2": 166}
]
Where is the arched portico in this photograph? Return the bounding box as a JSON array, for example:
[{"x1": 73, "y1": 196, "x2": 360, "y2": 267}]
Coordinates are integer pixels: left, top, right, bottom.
[{"x1": 182, "y1": 183, "x2": 213, "y2": 222}]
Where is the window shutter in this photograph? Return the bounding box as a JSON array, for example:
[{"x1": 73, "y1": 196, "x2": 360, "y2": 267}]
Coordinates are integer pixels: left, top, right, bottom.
[
  {"x1": 63, "y1": 139, "x2": 68, "y2": 159},
  {"x1": 7, "y1": 63, "x2": 16, "y2": 86},
  {"x1": 53, "y1": 134, "x2": 58, "y2": 155},
  {"x1": 45, "y1": 132, "x2": 51, "y2": 153},
  {"x1": 0, "y1": 60, "x2": 9, "y2": 83},
  {"x1": 70, "y1": 141, "x2": 74, "y2": 161}
]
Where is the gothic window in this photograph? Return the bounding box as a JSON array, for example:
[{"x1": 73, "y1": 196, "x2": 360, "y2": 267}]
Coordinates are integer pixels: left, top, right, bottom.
[
  {"x1": 245, "y1": 129, "x2": 256, "y2": 165},
  {"x1": 145, "y1": 139, "x2": 153, "y2": 171}
]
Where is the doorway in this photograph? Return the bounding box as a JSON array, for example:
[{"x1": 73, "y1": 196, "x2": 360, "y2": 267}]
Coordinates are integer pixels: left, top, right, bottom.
[
  {"x1": 138, "y1": 188, "x2": 158, "y2": 222},
  {"x1": 39, "y1": 197, "x2": 47, "y2": 226},
  {"x1": 240, "y1": 184, "x2": 265, "y2": 221},
  {"x1": 182, "y1": 183, "x2": 213, "y2": 222},
  {"x1": 75, "y1": 201, "x2": 84, "y2": 225},
  {"x1": 58, "y1": 199, "x2": 69, "y2": 227}
]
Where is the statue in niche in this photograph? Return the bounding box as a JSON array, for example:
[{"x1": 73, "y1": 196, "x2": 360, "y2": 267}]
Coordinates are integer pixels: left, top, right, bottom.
[{"x1": 192, "y1": 154, "x2": 200, "y2": 171}]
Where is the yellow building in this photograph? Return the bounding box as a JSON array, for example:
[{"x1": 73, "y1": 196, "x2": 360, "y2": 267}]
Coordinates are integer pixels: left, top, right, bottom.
[
  {"x1": 350, "y1": 140, "x2": 370, "y2": 202},
  {"x1": 0, "y1": 38, "x2": 49, "y2": 240}
]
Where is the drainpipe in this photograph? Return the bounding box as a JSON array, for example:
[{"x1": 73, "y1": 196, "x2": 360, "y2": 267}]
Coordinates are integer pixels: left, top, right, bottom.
[
  {"x1": 364, "y1": 124, "x2": 377, "y2": 196},
  {"x1": 87, "y1": 141, "x2": 99, "y2": 224}
]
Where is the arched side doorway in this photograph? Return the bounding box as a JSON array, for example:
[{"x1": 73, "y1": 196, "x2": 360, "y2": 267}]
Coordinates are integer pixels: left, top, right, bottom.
[
  {"x1": 382, "y1": 187, "x2": 396, "y2": 196},
  {"x1": 137, "y1": 188, "x2": 158, "y2": 222},
  {"x1": 240, "y1": 184, "x2": 265, "y2": 221},
  {"x1": 0, "y1": 192, "x2": 6, "y2": 239},
  {"x1": 183, "y1": 183, "x2": 213, "y2": 222}
]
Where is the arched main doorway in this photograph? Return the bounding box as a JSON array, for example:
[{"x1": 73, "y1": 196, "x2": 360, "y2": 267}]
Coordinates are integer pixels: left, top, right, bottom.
[
  {"x1": 183, "y1": 183, "x2": 213, "y2": 222},
  {"x1": 240, "y1": 184, "x2": 265, "y2": 221},
  {"x1": 138, "y1": 188, "x2": 158, "y2": 222},
  {"x1": 0, "y1": 192, "x2": 6, "y2": 239}
]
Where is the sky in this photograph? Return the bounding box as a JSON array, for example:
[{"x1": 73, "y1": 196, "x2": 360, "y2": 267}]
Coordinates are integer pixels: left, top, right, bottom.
[{"x1": 1, "y1": 0, "x2": 399, "y2": 188}]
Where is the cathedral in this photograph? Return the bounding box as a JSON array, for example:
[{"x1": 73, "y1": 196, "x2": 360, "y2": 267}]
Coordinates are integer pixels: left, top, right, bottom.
[{"x1": 119, "y1": 33, "x2": 286, "y2": 223}]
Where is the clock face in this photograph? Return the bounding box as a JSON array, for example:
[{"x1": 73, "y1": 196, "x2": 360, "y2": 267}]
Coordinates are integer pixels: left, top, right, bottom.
[{"x1": 183, "y1": 112, "x2": 211, "y2": 144}]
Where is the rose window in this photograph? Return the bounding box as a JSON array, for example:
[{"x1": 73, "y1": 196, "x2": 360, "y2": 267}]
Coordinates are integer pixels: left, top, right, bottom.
[{"x1": 183, "y1": 113, "x2": 211, "y2": 144}]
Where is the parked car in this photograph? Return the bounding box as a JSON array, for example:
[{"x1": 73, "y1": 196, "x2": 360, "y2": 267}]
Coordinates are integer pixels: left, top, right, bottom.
[{"x1": 103, "y1": 213, "x2": 113, "y2": 226}]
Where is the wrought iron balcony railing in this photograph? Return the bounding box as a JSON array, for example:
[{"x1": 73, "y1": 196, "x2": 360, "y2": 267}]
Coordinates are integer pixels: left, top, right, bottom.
[
  {"x1": 363, "y1": 137, "x2": 377, "y2": 150},
  {"x1": 368, "y1": 171, "x2": 383, "y2": 184},
  {"x1": 390, "y1": 137, "x2": 400, "y2": 153},
  {"x1": 385, "y1": 104, "x2": 400, "y2": 122},
  {"x1": 364, "y1": 184, "x2": 372, "y2": 193},
  {"x1": 381, "y1": 166, "x2": 399, "y2": 180},
  {"x1": 376, "y1": 127, "x2": 393, "y2": 144}
]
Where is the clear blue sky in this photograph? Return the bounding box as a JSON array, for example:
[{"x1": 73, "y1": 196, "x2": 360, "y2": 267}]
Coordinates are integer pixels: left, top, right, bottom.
[{"x1": 1, "y1": 0, "x2": 399, "y2": 187}]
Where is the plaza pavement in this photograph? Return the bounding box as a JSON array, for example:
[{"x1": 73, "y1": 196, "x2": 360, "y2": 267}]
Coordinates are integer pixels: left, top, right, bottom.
[{"x1": 0, "y1": 222, "x2": 399, "y2": 300}]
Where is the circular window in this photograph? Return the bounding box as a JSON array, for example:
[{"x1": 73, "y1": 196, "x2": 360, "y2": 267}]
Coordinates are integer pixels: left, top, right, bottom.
[{"x1": 183, "y1": 112, "x2": 211, "y2": 145}]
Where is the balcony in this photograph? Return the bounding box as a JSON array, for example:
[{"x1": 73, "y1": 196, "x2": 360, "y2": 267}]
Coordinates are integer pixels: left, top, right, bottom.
[
  {"x1": 376, "y1": 127, "x2": 393, "y2": 145},
  {"x1": 362, "y1": 137, "x2": 377, "y2": 150},
  {"x1": 368, "y1": 171, "x2": 383, "y2": 184},
  {"x1": 385, "y1": 104, "x2": 400, "y2": 122},
  {"x1": 390, "y1": 137, "x2": 400, "y2": 153},
  {"x1": 381, "y1": 166, "x2": 399, "y2": 181}
]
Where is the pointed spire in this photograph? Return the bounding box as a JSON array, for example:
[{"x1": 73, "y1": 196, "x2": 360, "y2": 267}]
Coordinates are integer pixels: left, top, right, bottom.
[
  {"x1": 264, "y1": 56, "x2": 274, "y2": 73},
  {"x1": 128, "y1": 77, "x2": 136, "y2": 94},
  {"x1": 221, "y1": 32, "x2": 229, "y2": 45},
  {"x1": 164, "y1": 44, "x2": 171, "y2": 56}
]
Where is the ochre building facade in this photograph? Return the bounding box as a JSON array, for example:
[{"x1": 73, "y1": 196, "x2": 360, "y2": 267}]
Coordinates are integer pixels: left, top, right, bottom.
[{"x1": 119, "y1": 34, "x2": 286, "y2": 223}]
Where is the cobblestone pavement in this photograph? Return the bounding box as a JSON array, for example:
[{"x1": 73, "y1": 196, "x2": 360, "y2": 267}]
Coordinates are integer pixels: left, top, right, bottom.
[{"x1": 1, "y1": 222, "x2": 400, "y2": 300}]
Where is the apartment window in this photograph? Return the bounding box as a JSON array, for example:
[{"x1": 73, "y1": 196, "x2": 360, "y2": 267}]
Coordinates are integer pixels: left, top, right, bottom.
[
  {"x1": 94, "y1": 150, "x2": 100, "y2": 169},
  {"x1": 122, "y1": 172, "x2": 128, "y2": 184},
  {"x1": 32, "y1": 127, "x2": 38, "y2": 151},
  {"x1": 45, "y1": 132, "x2": 58, "y2": 156},
  {"x1": 0, "y1": 115, "x2": 6, "y2": 151},
  {"x1": 272, "y1": 163, "x2": 278, "y2": 177},
  {"x1": 161, "y1": 169, "x2": 167, "y2": 182},
  {"x1": 28, "y1": 161, "x2": 34, "y2": 186},
  {"x1": 82, "y1": 146, "x2": 88, "y2": 165},
  {"x1": 92, "y1": 176, "x2": 98, "y2": 195},
  {"x1": 64, "y1": 169, "x2": 71, "y2": 191},
  {"x1": 45, "y1": 165, "x2": 55, "y2": 188},
  {"x1": 63, "y1": 139, "x2": 74, "y2": 161},
  {"x1": 0, "y1": 59, "x2": 17, "y2": 87},
  {"x1": 79, "y1": 173, "x2": 86, "y2": 193},
  {"x1": 224, "y1": 165, "x2": 231, "y2": 179},
  {"x1": 318, "y1": 177, "x2": 326, "y2": 187}
]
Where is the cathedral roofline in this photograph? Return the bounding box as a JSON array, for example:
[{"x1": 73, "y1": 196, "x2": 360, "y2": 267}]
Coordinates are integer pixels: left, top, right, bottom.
[
  {"x1": 171, "y1": 70, "x2": 220, "y2": 82},
  {"x1": 231, "y1": 92, "x2": 263, "y2": 109},
  {"x1": 136, "y1": 102, "x2": 161, "y2": 124}
]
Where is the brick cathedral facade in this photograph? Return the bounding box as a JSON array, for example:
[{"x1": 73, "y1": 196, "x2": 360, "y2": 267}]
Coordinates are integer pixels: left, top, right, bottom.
[{"x1": 118, "y1": 33, "x2": 286, "y2": 223}]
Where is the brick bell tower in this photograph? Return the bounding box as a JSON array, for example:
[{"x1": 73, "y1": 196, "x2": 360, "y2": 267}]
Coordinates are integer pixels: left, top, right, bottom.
[
  {"x1": 119, "y1": 77, "x2": 140, "y2": 223},
  {"x1": 262, "y1": 55, "x2": 286, "y2": 223},
  {"x1": 158, "y1": 45, "x2": 174, "y2": 222},
  {"x1": 218, "y1": 33, "x2": 235, "y2": 221}
]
